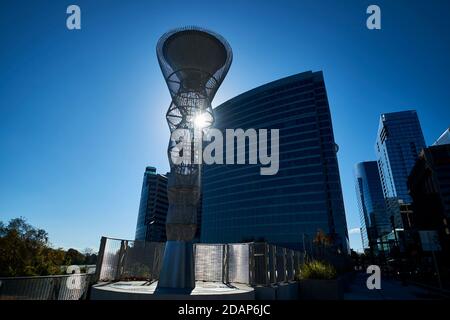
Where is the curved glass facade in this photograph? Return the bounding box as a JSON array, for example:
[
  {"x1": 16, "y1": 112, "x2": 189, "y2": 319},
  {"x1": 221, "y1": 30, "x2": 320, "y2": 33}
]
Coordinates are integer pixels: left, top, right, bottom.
[{"x1": 201, "y1": 71, "x2": 349, "y2": 252}]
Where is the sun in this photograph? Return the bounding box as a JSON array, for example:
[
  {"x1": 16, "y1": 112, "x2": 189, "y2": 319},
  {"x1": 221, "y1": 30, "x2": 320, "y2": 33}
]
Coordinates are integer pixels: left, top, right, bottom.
[{"x1": 193, "y1": 113, "x2": 209, "y2": 128}]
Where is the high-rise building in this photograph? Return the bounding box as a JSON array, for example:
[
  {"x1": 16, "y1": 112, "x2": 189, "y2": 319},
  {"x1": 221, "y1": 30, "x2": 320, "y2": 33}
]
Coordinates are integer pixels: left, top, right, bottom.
[
  {"x1": 433, "y1": 127, "x2": 450, "y2": 146},
  {"x1": 201, "y1": 71, "x2": 349, "y2": 252},
  {"x1": 354, "y1": 161, "x2": 390, "y2": 250},
  {"x1": 134, "y1": 166, "x2": 169, "y2": 242},
  {"x1": 408, "y1": 144, "x2": 450, "y2": 261},
  {"x1": 375, "y1": 110, "x2": 426, "y2": 229}
]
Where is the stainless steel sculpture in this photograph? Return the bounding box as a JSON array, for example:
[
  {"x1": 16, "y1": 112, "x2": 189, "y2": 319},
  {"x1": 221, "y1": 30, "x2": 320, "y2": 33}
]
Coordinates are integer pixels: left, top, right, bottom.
[{"x1": 156, "y1": 26, "x2": 232, "y2": 292}]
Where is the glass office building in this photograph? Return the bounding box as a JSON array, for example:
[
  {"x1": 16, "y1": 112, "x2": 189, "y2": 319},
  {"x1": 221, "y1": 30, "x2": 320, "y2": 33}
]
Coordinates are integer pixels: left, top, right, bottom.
[
  {"x1": 135, "y1": 166, "x2": 169, "y2": 242},
  {"x1": 354, "y1": 161, "x2": 390, "y2": 250},
  {"x1": 375, "y1": 110, "x2": 426, "y2": 229},
  {"x1": 201, "y1": 71, "x2": 349, "y2": 252}
]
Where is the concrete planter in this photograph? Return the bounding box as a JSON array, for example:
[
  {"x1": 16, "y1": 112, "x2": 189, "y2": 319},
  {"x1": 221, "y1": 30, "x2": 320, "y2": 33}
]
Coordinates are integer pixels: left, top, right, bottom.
[
  {"x1": 254, "y1": 282, "x2": 299, "y2": 300},
  {"x1": 298, "y1": 278, "x2": 344, "y2": 300}
]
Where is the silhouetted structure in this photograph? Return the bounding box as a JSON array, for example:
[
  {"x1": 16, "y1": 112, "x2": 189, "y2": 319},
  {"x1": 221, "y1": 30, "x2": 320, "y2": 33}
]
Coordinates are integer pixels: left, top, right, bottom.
[
  {"x1": 408, "y1": 144, "x2": 450, "y2": 262},
  {"x1": 354, "y1": 161, "x2": 390, "y2": 252},
  {"x1": 375, "y1": 110, "x2": 426, "y2": 229},
  {"x1": 201, "y1": 71, "x2": 349, "y2": 253},
  {"x1": 135, "y1": 167, "x2": 168, "y2": 242},
  {"x1": 433, "y1": 127, "x2": 450, "y2": 146},
  {"x1": 156, "y1": 26, "x2": 232, "y2": 291},
  {"x1": 134, "y1": 166, "x2": 202, "y2": 243}
]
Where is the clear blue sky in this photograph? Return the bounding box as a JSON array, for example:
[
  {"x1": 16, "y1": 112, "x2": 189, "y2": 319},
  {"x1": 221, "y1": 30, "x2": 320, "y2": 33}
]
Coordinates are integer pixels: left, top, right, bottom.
[{"x1": 1, "y1": 0, "x2": 449, "y2": 252}]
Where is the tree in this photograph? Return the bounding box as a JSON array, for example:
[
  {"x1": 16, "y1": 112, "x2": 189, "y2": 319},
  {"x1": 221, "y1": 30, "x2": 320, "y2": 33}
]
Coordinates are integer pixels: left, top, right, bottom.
[
  {"x1": 82, "y1": 248, "x2": 98, "y2": 265},
  {"x1": 0, "y1": 217, "x2": 71, "y2": 276},
  {"x1": 83, "y1": 248, "x2": 94, "y2": 256},
  {"x1": 313, "y1": 229, "x2": 334, "y2": 259},
  {"x1": 0, "y1": 217, "x2": 101, "y2": 277},
  {"x1": 65, "y1": 248, "x2": 85, "y2": 265},
  {"x1": 313, "y1": 229, "x2": 333, "y2": 247}
]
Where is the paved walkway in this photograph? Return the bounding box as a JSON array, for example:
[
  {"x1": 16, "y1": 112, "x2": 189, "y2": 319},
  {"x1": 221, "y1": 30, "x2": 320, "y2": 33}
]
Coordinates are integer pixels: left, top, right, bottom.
[{"x1": 344, "y1": 272, "x2": 443, "y2": 300}]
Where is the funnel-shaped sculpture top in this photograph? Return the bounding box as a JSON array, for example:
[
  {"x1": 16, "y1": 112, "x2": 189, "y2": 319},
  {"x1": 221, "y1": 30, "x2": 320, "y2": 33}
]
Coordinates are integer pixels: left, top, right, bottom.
[{"x1": 157, "y1": 26, "x2": 233, "y2": 99}]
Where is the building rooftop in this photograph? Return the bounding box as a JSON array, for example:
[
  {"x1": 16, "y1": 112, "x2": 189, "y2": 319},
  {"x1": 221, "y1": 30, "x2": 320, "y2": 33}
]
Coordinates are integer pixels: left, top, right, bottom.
[{"x1": 433, "y1": 127, "x2": 450, "y2": 146}]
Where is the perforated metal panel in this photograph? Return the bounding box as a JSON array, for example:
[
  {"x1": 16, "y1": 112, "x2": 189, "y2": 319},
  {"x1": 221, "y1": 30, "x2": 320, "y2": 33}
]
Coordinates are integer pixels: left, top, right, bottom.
[
  {"x1": 95, "y1": 238, "x2": 315, "y2": 286},
  {"x1": 227, "y1": 244, "x2": 250, "y2": 284},
  {"x1": 0, "y1": 274, "x2": 94, "y2": 300},
  {"x1": 194, "y1": 244, "x2": 224, "y2": 282},
  {"x1": 98, "y1": 238, "x2": 121, "y2": 281}
]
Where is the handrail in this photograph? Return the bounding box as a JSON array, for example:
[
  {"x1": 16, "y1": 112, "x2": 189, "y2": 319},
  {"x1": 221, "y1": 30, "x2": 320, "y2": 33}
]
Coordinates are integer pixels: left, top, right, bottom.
[{"x1": 0, "y1": 273, "x2": 91, "y2": 281}]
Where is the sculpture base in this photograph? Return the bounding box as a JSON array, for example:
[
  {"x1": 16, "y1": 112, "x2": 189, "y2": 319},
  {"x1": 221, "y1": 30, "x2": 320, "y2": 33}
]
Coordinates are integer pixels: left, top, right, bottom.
[
  {"x1": 90, "y1": 281, "x2": 255, "y2": 300},
  {"x1": 157, "y1": 241, "x2": 195, "y2": 292}
]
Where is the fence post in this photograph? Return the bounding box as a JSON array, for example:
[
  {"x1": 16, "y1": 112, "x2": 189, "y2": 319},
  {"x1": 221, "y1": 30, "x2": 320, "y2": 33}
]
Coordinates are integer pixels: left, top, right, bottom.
[
  {"x1": 222, "y1": 244, "x2": 229, "y2": 284},
  {"x1": 249, "y1": 243, "x2": 254, "y2": 285},
  {"x1": 264, "y1": 243, "x2": 269, "y2": 286},
  {"x1": 48, "y1": 277, "x2": 61, "y2": 300},
  {"x1": 94, "y1": 237, "x2": 107, "y2": 282},
  {"x1": 272, "y1": 245, "x2": 277, "y2": 284},
  {"x1": 82, "y1": 274, "x2": 94, "y2": 300},
  {"x1": 295, "y1": 251, "x2": 301, "y2": 279},
  {"x1": 115, "y1": 240, "x2": 127, "y2": 281},
  {"x1": 288, "y1": 250, "x2": 294, "y2": 281}
]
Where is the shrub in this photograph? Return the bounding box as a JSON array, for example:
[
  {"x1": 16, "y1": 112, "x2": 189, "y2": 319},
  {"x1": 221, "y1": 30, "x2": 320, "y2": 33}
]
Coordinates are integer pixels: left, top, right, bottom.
[{"x1": 297, "y1": 260, "x2": 337, "y2": 280}]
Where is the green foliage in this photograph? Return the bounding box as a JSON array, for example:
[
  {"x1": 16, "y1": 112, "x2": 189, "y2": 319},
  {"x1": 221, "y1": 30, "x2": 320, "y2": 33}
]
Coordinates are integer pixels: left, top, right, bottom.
[
  {"x1": 65, "y1": 248, "x2": 86, "y2": 265},
  {"x1": 297, "y1": 260, "x2": 337, "y2": 280},
  {"x1": 0, "y1": 217, "x2": 97, "y2": 277}
]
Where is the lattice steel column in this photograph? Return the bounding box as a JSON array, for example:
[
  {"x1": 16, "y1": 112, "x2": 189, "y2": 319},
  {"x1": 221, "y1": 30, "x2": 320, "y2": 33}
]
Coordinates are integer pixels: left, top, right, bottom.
[{"x1": 155, "y1": 26, "x2": 232, "y2": 292}]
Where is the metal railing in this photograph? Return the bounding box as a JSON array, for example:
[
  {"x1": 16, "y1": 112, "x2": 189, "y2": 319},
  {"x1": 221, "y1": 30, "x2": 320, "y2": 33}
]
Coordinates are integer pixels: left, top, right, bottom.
[
  {"x1": 95, "y1": 237, "x2": 317, "y2": 286},
  {"x1": 96, "y1": 237, "x2": 165, "y2": 282},
  {"x1": 0, "y1": 237, "x2": 348, "y2": 300},
  {"x1": 0, "y1": 273, "x2": 95, "y2": 300}
]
